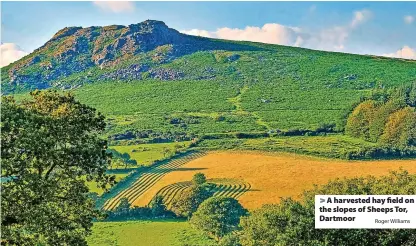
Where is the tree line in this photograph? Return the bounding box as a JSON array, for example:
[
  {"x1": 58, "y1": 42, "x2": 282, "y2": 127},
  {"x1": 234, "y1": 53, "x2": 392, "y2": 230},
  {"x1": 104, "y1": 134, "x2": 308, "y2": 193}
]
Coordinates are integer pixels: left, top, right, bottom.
[{"x1": 345, "y1": 83, "x2": 416, "y2": 156}]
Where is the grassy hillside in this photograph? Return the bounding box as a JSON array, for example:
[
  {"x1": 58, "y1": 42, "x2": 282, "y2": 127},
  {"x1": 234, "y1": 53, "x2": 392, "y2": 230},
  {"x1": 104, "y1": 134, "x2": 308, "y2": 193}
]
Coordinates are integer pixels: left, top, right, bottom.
[
  {"x1": 3, "y1": 20, "x2": 416, "y2": 141},
  {"x1": 70, "y1": 48, "x2": 415, "y2": 137}
]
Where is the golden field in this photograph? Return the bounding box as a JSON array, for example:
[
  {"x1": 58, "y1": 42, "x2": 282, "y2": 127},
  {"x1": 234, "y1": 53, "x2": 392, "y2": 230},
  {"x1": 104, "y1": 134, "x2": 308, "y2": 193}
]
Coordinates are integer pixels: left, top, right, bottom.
[{"x1": 132, "y1": 151, "x2": 416, "y2": 210}]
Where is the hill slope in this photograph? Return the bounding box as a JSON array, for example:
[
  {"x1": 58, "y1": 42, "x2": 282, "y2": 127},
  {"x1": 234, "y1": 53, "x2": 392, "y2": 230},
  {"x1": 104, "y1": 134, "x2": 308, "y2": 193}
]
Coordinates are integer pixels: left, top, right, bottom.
[
  {"x1": 1, "y1": 20, "x2": 260, "y2": 92},
  {"x1": 2, "y1": 20, "x2": 416, "y2": 138}
]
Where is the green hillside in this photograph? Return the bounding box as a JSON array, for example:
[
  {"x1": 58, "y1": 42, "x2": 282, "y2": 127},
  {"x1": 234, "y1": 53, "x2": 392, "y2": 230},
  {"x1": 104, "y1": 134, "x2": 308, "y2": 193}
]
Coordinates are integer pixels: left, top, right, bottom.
[
  {"x1": 2, "y1": 20, "x2": 416, "y2": 150},
  {"x1": 73, "y1": 49, "x2": 415, "y2": 139}
]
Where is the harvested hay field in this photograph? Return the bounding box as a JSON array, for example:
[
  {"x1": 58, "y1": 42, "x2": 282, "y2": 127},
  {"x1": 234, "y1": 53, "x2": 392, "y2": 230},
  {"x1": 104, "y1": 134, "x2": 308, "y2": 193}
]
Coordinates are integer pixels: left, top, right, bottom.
[
  {"x1": 151, "y1": 178, "x2": 251, "y2": 208},
  {"x1": 132, "y1": 151, "x2": 416, "y2": 209}
]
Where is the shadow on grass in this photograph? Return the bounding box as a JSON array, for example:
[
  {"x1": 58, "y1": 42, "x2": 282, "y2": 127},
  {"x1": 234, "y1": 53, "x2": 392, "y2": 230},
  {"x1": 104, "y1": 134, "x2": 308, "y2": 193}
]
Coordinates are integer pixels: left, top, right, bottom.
[{"x1": 147, "y1": 167, "x2": 208, "y2": 173}]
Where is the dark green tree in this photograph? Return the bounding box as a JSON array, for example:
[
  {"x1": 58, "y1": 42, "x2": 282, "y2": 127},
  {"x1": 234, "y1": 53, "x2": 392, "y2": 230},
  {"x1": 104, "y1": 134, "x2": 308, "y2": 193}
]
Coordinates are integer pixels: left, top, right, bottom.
[
  {"x1": 1, "y1": 90, "x2": 115, "y2": 245},
  {"x1": 115, "y1": 198, "x2": 131, "y2": 214},
  {"x1": 190, "y1": 197, "x2": 247, "y2": 241},
  {"x1": 170, "y1": 184, "x2": 213, "y2": 218},
  {"x1": 150, "y1": 195, "x2": 167, "y2": 217},
  {"x1": 192, "y1": 172, "x2": 207, "y2": 186},
  {"x1": 219, "y1": 232, "x2": 243, "y2": 246}
]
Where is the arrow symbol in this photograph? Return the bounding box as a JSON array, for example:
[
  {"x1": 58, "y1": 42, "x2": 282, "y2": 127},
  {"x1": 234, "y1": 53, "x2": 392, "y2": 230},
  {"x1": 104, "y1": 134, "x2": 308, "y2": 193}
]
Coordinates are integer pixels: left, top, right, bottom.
[{"x1": 320, "y1": 198, "x2": 325, "y2": 203}]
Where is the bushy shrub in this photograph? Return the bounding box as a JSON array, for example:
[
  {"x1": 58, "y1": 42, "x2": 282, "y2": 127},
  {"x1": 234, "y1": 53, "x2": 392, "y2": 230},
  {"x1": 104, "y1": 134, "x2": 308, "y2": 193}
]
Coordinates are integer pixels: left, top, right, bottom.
[
  {"x1": 314, "y1": 122, "x2": 337, "y2": 133},
  {"x1": 106, "y1": 196, "x2": 175, "y2": 221},
  {"x1": 234, "y1": 132, "x2": 269, "y2": 139}
]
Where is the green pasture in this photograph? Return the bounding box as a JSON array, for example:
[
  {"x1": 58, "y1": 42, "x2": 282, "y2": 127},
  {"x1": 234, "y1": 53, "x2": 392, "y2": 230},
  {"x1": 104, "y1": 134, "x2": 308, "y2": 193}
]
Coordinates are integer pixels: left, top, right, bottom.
[
  {"x1": 87, "y1": 220, "x2": 214, "y2": 246},
  {"x1": 110, "y1": 142, "x2": 191, "y2": 166},
  {"x1": 195, "y1": 134, "x2": 378, "y2": 159}
]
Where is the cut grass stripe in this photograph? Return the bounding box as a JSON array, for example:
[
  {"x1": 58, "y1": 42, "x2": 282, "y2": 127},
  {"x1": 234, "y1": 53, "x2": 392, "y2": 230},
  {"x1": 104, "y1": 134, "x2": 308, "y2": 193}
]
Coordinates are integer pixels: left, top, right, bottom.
[
  {"x1": 103, "y1": 152, "x2": 205, "y2": 210},
  {"x1": 151, "y1": 179, "x2": 251, "y2": 208}
]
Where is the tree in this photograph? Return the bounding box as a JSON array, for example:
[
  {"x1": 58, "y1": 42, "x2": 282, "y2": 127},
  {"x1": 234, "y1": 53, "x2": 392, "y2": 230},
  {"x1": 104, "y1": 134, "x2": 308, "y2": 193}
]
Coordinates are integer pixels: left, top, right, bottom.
[
  {"x1": 368, "y1": 98, "x2": 405, "y2": 142},
  {"x1": 239, "y1": 170, "x2": 416, "y2": 246},
  {"x1": 345, "y1": 100, "x2": 377, "y2": 141},
  {"x1": 1, "y1": 90, "x2": 114, "y2": 245},
  {"x1": 192, "y1": 172, "x2": 207, "y2": 186},
  {"x1": 170, "y1": 184, "x2": 213, "y2": 218},
  {"x1": 190, "y1": 197, "x2": 247, "y2": 241},
  {"x1": 219, "y1": 232, "x2": 243, "y2": 246},
  {"x1": 380, "y1": 107, "x2": 416, "y2": 148},
  {"x1": 150, "y1": 195, "x2": 167, "y2": 217},
  {"x1": 115, "y1": 198, "x2": 131, "y2": 215},
  {"x1": 162, "y1": 147, "x2": 171, "y2": 157},
  {"x1": 173, "y1": 143, "x2": 183, "y2": 154},
  {"x1": 121, "y1": 153, "x2": 131, "y2": 168}
]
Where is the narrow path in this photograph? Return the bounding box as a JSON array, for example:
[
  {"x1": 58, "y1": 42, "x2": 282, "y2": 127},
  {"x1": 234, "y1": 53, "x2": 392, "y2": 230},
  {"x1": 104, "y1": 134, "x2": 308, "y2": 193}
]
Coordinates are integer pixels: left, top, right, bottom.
[
  {"x1": 227, "y1": 85, "x2": 249, "y2": 113},
  {"x1": 227, "y1": 85, "x2": 272, "y2": 130}
]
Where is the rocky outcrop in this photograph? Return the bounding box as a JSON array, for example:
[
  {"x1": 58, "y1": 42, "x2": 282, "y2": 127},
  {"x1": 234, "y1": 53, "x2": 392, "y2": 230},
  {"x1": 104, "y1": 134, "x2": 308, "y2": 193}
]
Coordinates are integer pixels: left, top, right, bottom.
[
  {"x1": 148, "y1": 68, "x2": 184, "y2": 80},
  {"x1": 2, "y1": 20, "x2": 261, "y2": 93},
  {"x1": 50, "y1": 26, "x2": 83, "y2": 41},
  {"x1": 100, "y1": 64, "x2": 150, "y2": 80}
]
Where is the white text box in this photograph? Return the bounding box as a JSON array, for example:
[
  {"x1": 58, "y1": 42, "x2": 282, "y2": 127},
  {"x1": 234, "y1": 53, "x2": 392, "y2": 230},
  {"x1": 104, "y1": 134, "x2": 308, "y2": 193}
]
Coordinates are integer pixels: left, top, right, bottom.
[{"x1": 315, "y1": 195, "x2": 416, "y2": 229}]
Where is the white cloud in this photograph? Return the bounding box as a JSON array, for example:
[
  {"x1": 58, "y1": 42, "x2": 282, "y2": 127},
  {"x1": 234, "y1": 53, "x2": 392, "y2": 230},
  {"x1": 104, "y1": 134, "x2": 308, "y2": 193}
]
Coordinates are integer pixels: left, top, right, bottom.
[
  {"x1": 93, "y1": 1, "x2": 135, "y2": 13},
  {"x1": 216, "y1": 24, "x2": 302, "y2": 46},
  {"x1": 404, "y1": 15, "x2": 414, "y2": 24},
  {"x1": 0, "y1": 43, "x2": 28, "y2": 67},
  {"x1": 181, "y1": 9, "x2": 372, "y2": 53},
  {"x1": 182, "y1": 24, "x2": 305, "y2": 46},
  {"x1": 350, "y1": 10, "x2": 372, "y2": 28},
  {"x1": 382, "y1": 46, "x2": 416, "y2": 60},
  {"x1": 181, "y1": 29, "x2": 212, "y2": 38}
]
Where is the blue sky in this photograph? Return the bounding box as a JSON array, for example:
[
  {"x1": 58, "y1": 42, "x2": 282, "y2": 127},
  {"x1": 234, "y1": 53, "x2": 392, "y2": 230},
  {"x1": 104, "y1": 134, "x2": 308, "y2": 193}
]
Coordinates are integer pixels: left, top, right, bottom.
[{"x1": 1, "y1": 1, "x2": 415, "y2": 66}]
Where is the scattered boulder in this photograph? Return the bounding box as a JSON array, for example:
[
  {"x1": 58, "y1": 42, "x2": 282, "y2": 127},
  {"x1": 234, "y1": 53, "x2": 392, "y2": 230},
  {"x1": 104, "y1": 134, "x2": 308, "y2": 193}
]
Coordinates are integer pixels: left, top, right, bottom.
[
  {"x1": 149, "y1": 68, "x2": 184, "y2": 80},
  {"x1": 344, "y1": 74, "x2": 358, "y2": 80},
  {"x1": 100, "y1": 64, "x2": 150, "y2": 80}
]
